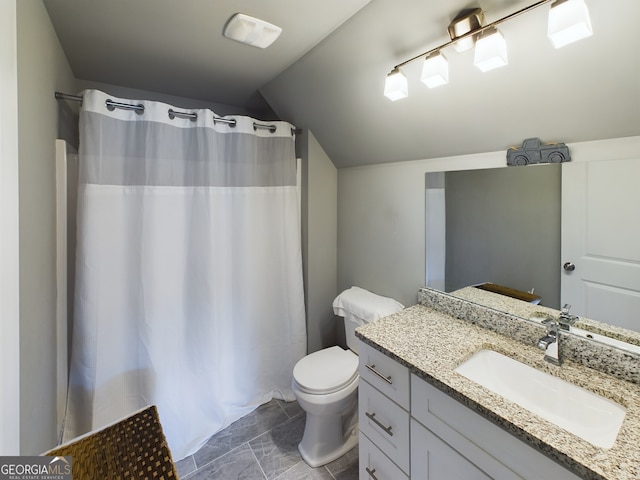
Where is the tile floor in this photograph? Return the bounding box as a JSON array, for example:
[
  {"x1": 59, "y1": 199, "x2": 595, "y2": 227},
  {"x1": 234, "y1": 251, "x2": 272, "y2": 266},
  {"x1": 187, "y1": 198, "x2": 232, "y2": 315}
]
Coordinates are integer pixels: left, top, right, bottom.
[{"x1": 175, "y1": 399, "x2": 359, "y2": 480}]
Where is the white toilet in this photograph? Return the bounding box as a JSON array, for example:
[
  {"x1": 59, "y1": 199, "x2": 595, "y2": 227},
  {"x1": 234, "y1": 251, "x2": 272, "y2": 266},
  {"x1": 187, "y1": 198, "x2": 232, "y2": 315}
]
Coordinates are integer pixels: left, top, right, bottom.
[{"x1": 292, "y1": 286, "x2": 404, "y2": 467}]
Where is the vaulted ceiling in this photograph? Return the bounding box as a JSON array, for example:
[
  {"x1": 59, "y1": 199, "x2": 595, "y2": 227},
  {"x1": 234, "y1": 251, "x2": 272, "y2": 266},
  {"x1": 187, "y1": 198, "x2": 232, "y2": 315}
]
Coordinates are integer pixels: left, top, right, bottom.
[{"x1": 44, "y1": 0, "x2": 640, "y2": 167}]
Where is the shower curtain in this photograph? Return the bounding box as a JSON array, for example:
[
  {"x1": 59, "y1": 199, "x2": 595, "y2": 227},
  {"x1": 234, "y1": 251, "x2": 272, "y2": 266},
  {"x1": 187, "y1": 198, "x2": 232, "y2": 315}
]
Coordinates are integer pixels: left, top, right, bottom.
[{"x1": 63, "y1": 89, "x2": 306, "y2": 460}]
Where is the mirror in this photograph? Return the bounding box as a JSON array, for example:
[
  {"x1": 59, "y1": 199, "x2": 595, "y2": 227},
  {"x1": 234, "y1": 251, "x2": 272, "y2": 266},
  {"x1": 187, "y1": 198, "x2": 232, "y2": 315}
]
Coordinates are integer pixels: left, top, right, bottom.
[{"x1": 425, "y1": 162, "x2": 640, "y2": 351}]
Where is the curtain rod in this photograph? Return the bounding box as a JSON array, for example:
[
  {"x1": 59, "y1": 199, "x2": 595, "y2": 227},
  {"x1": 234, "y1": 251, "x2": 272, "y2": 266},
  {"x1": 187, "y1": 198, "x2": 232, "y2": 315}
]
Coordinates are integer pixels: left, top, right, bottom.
[{"x1": 55, "y1": 92, "x2": 302, "y2": 136}]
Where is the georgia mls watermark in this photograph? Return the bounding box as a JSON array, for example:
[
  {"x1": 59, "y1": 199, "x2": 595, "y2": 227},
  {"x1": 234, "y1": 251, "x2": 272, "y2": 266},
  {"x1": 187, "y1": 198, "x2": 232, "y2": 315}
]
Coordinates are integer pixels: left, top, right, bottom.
[{"x1": 0, "y1": 457, "x2": 72, "y2": 480}]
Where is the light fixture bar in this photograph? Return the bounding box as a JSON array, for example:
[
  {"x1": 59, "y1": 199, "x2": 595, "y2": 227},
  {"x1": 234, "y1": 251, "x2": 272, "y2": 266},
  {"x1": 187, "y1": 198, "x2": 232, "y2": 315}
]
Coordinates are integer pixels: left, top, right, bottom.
[{"x1": 389, "y1": 0, "x2": 554, "y2": 72}]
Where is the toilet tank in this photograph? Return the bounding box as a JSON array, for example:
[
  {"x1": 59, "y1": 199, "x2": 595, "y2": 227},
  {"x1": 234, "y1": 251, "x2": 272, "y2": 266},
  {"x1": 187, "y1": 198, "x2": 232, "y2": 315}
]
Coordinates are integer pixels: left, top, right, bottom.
[
  {"x1": 342, "y1": 312, "x2": 364, "y2": 353},
  {"x1": 333, "y1": 287, "x2": 404, "y2": 354}
]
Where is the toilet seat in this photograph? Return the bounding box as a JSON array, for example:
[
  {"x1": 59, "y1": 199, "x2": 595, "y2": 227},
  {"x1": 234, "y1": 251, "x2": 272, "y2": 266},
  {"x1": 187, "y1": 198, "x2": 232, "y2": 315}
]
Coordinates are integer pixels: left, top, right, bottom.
[{"x1": 293, "y1": 346, "x2": 358, "y2": 395}]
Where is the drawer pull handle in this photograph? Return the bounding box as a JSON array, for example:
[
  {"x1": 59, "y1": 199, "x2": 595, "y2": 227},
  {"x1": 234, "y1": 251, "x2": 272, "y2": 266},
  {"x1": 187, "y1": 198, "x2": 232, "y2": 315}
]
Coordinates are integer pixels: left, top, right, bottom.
[
  {"x1": 365, "y1": 411, "x2": 393, "y2": 437},
  {"x1": 365, "y1": 467, "x2": 380, "y2": 480},
  {"x1": 365, "y1": 363, "x2": 393, "y2": 385}
]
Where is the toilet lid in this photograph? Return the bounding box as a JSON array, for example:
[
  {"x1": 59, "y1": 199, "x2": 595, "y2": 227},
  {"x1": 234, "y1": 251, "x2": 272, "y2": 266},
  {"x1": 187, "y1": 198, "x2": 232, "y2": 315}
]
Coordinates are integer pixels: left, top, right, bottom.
[{"x1": 293, "y1": 346, "x2": 358, "y2": 394}]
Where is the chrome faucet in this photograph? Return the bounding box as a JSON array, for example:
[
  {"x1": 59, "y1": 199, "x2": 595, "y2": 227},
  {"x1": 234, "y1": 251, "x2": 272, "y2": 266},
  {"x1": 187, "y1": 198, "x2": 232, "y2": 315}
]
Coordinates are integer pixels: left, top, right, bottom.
[
  {"x1": 558, "y1": 303, "x2": 579, "y2": 330},
  {"x1": 537, "y1": 318, "x2": 561, "y2": 365},
  {"x1": 536, "y1": 305, "x2": 578, "y2": 366}
]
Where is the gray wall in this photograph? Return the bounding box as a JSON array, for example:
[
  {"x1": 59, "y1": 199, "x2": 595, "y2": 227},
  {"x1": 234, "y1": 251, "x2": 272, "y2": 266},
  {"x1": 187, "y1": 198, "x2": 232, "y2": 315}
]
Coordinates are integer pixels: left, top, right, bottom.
[
  {"x1": 299, "y1": 131, "x2": 339, "y2": 353},
  {"x1": 444, "y1": 165, "x2": 561, "y2": 308},
  {"x1": 17, "y1": 0, "x2": 77, "y2": 454},
  {"x1": 337, "y1": 162, "x2": 429, "y2": 308}
]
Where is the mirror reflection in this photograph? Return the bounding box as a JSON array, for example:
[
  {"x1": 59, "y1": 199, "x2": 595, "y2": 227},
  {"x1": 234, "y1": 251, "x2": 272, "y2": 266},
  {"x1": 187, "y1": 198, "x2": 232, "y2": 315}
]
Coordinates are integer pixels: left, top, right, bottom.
[
  {"x1": 425, "y1": 159, "x2": 640, "y2": 351},
  {"x1": 444, "y1": 164, "x2": 560, "y2": 308}
]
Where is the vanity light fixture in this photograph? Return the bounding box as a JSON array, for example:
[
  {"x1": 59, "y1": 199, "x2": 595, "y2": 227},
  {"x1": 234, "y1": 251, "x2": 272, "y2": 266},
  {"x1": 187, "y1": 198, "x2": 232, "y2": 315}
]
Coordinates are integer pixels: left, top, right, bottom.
[{"x1": 384, "y1": 0, "x2": 593, "y2": 100}]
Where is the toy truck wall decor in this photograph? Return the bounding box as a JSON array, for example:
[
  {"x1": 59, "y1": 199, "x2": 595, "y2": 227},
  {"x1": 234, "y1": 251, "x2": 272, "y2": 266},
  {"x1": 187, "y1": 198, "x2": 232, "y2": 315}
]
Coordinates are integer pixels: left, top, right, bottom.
[{"x1": 506, "y1": 138, "x2": 570, "y2": 166}]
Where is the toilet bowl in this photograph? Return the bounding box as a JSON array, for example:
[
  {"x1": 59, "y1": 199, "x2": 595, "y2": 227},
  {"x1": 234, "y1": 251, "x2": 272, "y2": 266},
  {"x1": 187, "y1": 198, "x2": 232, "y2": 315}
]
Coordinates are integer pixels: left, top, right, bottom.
[
  {"x1": 292, "y1": 346, "x2": 359, "y2": 467},
  {"x1": 292, "y1": 287, "x2": 404, "y2": 467}
]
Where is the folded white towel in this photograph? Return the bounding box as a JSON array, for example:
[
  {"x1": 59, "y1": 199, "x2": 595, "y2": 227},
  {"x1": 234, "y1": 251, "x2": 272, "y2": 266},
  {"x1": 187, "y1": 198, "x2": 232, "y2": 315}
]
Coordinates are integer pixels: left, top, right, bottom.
[{"x1": 332, "y1": 286, "x2": 404, "y2": 324}]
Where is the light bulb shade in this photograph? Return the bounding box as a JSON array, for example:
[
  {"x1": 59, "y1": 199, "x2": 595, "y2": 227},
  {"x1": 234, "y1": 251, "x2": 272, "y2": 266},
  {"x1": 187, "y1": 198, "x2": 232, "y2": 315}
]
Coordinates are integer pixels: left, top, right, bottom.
[
  {"x1": 421, "y1": 52, "x2": 449, "y2": 88},
  {"x1": 384, "y1": 68, "x2": 408, "y2": 101},
  {"x1": 548, "y1": 0, "x2": 593, "y2": 48},
  {"x1": 473, "y1": 27, "x2": 508, "y2": 72}
]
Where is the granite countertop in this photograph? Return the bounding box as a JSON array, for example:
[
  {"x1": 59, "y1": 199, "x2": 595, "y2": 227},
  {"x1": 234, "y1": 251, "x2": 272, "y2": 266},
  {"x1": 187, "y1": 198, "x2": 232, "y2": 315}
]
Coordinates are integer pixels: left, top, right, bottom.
[{"x1": 356, "y1": 304, "x2": 640, "y2": 480}]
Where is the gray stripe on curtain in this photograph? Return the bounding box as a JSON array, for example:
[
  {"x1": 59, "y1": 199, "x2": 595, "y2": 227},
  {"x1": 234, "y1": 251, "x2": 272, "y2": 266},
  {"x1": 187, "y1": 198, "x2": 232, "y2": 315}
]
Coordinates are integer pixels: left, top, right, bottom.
[{"x1": 80, "y1": 111, "x2": 297, "y2": 187}]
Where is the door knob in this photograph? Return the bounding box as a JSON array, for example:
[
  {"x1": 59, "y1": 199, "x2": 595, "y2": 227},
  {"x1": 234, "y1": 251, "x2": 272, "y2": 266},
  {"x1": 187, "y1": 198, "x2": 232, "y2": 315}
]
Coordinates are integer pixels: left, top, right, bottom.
[{"x1": 563, "y1": 262, "x2": 576, "y2": 272}]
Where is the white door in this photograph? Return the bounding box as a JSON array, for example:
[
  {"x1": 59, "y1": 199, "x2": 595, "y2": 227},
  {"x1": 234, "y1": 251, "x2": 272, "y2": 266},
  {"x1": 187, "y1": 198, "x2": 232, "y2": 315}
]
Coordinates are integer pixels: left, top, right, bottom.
[{"x1": 561, "y1": 158, "x2": 640, "y2": 331}]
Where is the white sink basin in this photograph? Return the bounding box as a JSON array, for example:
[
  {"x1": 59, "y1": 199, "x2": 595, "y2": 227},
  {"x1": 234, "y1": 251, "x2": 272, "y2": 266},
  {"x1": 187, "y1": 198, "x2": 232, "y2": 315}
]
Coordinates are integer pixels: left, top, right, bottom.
[{"x1": 454, "y1": 349, "x2": 626, "y2": 449}]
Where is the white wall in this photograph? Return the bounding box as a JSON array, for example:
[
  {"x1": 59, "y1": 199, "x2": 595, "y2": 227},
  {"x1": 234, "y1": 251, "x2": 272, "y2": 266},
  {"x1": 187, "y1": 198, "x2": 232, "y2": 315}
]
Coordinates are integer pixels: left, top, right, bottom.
[
  {"x1": 16, "y1": 0, "x2": 77, "y2": 454},
  {"x1": 299, "y1": 131, "x2": 339, "y2": 353},
  {"x1": 0, "y1": 0, "x2": 21, "y2": 456}
]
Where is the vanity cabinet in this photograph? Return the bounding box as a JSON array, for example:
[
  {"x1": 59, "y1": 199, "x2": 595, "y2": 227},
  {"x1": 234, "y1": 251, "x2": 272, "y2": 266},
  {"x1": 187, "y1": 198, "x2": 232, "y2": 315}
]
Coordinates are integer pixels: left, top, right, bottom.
[{"x1": 358, "y1": 340, "x2": 582, "y2": 480}]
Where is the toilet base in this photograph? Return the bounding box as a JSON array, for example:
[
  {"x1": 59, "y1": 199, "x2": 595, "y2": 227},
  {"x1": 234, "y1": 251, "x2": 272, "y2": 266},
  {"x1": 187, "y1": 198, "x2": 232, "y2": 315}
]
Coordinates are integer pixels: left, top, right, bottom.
[{"x1": 297, "y1": 409, "x2": 359, "y2": 468}]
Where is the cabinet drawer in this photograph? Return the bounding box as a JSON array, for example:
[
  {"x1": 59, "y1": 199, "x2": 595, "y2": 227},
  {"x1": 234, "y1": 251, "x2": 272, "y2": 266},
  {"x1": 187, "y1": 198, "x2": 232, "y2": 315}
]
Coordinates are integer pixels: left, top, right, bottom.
[
  {"x1": 358, "y1": 340, "x2": 410, "y2": 409},
  {"x1": 360, "y1": 431, "x2": 408, "y2": 480},
  {"x1": 359, "y1": 378, "x2": 410, "y2": 473}
]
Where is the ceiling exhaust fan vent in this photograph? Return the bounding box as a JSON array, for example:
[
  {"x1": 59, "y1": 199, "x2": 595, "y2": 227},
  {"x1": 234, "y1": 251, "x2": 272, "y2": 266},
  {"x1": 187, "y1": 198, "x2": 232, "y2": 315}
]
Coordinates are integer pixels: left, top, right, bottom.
[{"x1": 223, "y1": 13, "x2": 282, "y2": 49}]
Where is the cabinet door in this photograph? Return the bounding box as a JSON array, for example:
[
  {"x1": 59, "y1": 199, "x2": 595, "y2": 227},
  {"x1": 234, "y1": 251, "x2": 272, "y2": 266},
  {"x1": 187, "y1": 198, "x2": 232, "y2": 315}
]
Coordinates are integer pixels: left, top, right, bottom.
[{"x1": 411, "y1": 419, "x2": 492, "y2": 480}]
